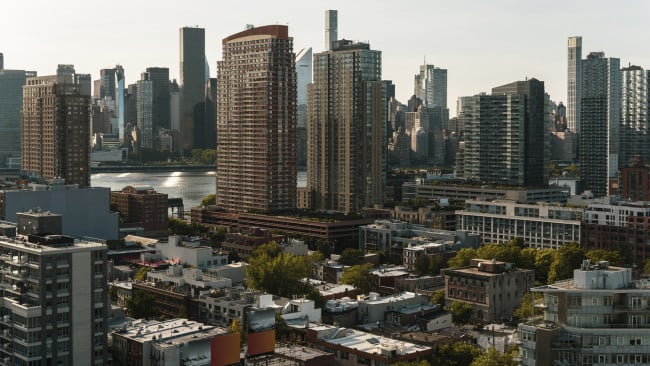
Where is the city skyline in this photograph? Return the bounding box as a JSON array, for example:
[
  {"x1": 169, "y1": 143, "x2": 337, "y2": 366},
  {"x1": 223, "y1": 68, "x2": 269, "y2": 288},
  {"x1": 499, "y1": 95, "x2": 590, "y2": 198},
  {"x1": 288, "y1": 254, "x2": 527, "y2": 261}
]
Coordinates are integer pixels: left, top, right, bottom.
[{"x1": 3, "y1": 0, "x2": 650, "y2": 115}]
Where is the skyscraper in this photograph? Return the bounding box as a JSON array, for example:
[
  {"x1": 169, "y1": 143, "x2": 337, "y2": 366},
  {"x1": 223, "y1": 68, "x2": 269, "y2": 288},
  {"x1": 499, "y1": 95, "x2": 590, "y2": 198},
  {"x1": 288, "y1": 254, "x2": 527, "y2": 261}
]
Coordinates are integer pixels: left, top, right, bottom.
[
  {"x1": 296, "y1": 47, "x2": 312, "y2": 167},
  {"x1": 307, "y1": 40, "x2": 386, "y2": 214},
  {"x1": 567, "y1": 36, "x2": 582, "y2": 132},
  {"x1": 414, "y1": 64, "x2": 447, "y2": 109},
  {"x1": 99, "y1": 68, "x2": 116, "y2": 100},
  {"x1": 216, "y1": 25, "x2": 296, "y2": 213},
  {"x1": 579, "y1": 52, "x2": 620, "y2": 197},
  {"x1": 0, "y1": 54, "x2": 35, "y2": 167},
  {"x1": 620, "y1": 65, "x2": 650, "y2": 166},
  {"x1": 325, "y1": 10, "x2": 338, "y2": 50},
  {"x1": 136, "y1": 74, "x2": 153, "y2": 148},
  {"x1": 115, "y1": 65, "x2": 125, "y2": 142},
  {"x1": 179, "y1": 26, "x2": 206, "y2": 152},
  {"x1": 22, "y1": 73, "x2": 90, "y2": 187},
  {"x1": 457, "y1": 78, "x2": 546, "y2": 186},
  {"x1": 145, "y1": 67, "x2": 171, "y2": 132}
]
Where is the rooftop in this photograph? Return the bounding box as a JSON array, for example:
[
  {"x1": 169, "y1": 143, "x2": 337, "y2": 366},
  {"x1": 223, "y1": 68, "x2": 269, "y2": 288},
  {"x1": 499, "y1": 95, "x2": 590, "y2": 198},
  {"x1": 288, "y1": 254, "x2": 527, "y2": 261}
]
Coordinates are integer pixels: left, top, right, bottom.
[{"x1": 113, "y1": 318, "x2": 227, "y2": 343}]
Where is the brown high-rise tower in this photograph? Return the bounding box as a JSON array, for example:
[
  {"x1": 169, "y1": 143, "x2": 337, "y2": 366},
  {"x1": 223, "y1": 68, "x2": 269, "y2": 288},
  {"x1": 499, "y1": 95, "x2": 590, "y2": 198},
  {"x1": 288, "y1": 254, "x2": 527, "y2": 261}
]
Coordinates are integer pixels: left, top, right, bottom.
[
  {"x1": 22, "y1": 74, "x2": 90, "y2": 187},
  {"x1": 216, "y1": 25, "x2": 297, "y2": 213}
]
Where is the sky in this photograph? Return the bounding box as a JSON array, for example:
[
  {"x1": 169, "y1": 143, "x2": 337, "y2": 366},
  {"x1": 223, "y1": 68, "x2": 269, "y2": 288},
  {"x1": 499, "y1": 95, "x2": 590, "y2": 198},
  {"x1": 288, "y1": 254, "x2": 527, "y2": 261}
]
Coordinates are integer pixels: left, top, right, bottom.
[{"x1": 2, "y1": 0, "x2": 650, "y2": 116}]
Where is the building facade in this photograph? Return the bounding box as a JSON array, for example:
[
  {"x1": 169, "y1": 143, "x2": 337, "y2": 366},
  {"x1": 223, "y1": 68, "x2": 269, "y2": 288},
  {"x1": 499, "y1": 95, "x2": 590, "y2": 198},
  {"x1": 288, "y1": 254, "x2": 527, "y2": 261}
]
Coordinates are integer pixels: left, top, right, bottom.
[
  {"x1": 216, "y1": 25, "x2": 297, "y2": 213},
  {"x1": 0, "y1": 214, "x2": 108, "y2": 365},
  {"x1": 443, "y1": 258, "x2": 534, "y2": 322},
  {"x1": 620, "y1": 65, "x2": 650, "y2": 166},
  {"x1": 519, "y1": 262, "x2": 650, "y2": 366},
  {"x1": 110, "y1": 185, "x2": 168, "y2": 236},
  {"x1": 567, "y1": 36, "x2": 582, "y2": 132},
  {"x1": 179, "y1": 27, "x2": 206, "y2": 152},
  {"x1": 307, "y1": 40, "x2": 386, "y2": 213},
  {"x1": 0, "y1": 58, "x2": 34, "y2": 167},
  {"x1": 579, "y1": 52, "x2": 621, "y2": 197},
  {"x1": 21, "y1": 75, "x2": 90, "y2": 187},
  {"x1": 456, "y1": 199, "x2": 583, "y2": 249}
]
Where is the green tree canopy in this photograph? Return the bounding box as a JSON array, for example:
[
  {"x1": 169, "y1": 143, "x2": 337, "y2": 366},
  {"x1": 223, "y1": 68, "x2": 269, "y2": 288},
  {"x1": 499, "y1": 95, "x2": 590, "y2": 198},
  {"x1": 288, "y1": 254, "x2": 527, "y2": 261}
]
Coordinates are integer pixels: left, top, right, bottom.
[
  {"x1": 414, "y1": 253, "x2": 433, "y2": 276},
  {"x1": 432, "y1": 341, "x2": 481, "y2": 366},
  {"x1": 470, "y1": 347, "x2": 518, "y2": 366},
  {"x1": 245, "y1": 242, "x2": 311, "y2": 298},
  {"x1": 338, "y1": 248, "x2": 365, "y2": 266},
  {"x1": 447, "y1": 248, "x2": 478, "y2": 268},
  {"x1": 168, "y1": 218, "x2": 209, "y2": 237},
  {"x1": 534, "y1": 249, "x2": 557, "y2": 284},
  {"x1": 513, "y1": 291, "x2": 543, "y2": 321},
  {"x1": 644, "y1": 258, "x2": 650, "y2": 275},
  {"x1": 431, "y1": 289, "x2": 446, "y2": 308},
  {"x1": 125, "y1": 290, "x2": 159, "y2": 319},
  {"x1": 200, "y1": 194, "x2": 216, "y2": 206},
  {"x1": 134, "y1": 266, "x2": 152, "y2": 281},
  {"x1": 585, "y1": 249, "x2": 625, "y2": 266},
  {"x1": 450, "y1": 301, "x2": 473, "y2": 327},
  {"x1": 548, "y1": 242, "x2": 586, "y2": 283},
  {"x1": 340, "y1": 263, "x2": 375, "y2": 294}
]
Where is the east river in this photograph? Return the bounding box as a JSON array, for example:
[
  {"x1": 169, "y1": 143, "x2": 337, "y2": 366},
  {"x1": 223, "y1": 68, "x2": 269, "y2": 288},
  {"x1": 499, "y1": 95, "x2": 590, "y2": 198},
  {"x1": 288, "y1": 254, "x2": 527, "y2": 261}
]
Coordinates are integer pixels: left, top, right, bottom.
[{"x1": 91, "y1": 170, "x2": 307, "y2": 209}]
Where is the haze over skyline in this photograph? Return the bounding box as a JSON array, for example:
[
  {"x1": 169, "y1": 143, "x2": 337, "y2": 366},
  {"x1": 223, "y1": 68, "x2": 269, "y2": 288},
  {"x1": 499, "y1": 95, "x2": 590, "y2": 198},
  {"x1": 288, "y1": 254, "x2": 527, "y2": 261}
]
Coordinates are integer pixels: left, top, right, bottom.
[{"x1": 3, "y1": 0, "x2": 650, "y2": 115}]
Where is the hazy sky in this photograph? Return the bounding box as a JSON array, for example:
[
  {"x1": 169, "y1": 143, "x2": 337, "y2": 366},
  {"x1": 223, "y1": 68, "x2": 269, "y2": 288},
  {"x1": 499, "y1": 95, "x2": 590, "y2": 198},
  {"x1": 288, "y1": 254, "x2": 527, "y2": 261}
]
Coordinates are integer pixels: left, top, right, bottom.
[{"x1": 3, "y1": 0, "x2": 649, "y2": 115}]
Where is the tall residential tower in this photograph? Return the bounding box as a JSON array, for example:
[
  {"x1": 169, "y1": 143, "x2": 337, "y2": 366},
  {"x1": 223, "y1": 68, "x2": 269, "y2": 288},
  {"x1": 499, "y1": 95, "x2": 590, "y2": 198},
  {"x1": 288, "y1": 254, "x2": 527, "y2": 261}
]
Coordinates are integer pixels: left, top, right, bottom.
[
  {"x1": 307, "y1": 40, "x2": 386, "y2": 214},
  {"x1": 216, "y1": 25, "x2": 297, "y2": 213},
  {"x1": 567, "y1": 36, "x2": 582, "y2": 132},
  {"x1": 179, "y1": 27, "x2": 206, "y2": 152}
]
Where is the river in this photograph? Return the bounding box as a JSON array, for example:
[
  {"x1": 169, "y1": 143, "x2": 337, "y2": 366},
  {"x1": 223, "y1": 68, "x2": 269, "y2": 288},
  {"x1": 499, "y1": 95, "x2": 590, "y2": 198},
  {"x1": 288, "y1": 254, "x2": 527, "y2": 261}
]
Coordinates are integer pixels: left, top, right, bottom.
[{"x1": 91, "y1": 170, "x2": 307, "y2": 209}]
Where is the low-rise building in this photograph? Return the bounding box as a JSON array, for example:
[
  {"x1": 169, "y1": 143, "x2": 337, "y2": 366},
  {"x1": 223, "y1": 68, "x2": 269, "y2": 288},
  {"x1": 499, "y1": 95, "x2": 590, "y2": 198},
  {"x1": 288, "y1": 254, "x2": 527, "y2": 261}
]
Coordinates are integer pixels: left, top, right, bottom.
[
  {"x1": 296, "y1": 323, "x2": 434, "y2": 365},
  {"x1": 456, "y1": 199, "x2": 582, "y2": 249},
  {"x1": 357, "y1": 291, "x2": 426, "y2": 324},
  {"x1": 154, "y1": 236, "x2": 228, "y2": 269},
  {"x1": 443, "y1": 258, "x2": 534, "y2": 322},
  {"x1": 146, "y1": 265, "x2": 232, "y2": 292},
  {"x1": 359, "y1": 219, "x2": 480, "y2": 264},
  {"x1": 110, "y1": 185, "x2": 168, "y2": 236},
  {"x1": 111, "y1": 318, "x2": 229, "y2": 366},
  {"x1": 518, "y1": 261, "x2": 650, "y2": 366},
  {"x1": 404, "y1": 182, "x2": 568, "y2": 204}
]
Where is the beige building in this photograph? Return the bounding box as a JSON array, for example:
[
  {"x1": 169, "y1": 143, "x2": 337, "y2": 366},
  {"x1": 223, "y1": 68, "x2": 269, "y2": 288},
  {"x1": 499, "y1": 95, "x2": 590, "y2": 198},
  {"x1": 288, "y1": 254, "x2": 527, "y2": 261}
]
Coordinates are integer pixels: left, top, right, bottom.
[
  {"x1": 216, "y1": 25, "x2": 296, "y2": 213},
  {"x1": 443, "y1": 258, "x2": 534, "y2": 322}
]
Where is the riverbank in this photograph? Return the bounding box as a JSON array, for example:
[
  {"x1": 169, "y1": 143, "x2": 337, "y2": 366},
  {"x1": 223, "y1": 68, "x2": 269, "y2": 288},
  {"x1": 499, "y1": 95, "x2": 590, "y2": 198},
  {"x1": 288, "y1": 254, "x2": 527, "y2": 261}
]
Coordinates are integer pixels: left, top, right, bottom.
[{"x1": 0, "y1": 165, "x2": 216, "y2": 175}]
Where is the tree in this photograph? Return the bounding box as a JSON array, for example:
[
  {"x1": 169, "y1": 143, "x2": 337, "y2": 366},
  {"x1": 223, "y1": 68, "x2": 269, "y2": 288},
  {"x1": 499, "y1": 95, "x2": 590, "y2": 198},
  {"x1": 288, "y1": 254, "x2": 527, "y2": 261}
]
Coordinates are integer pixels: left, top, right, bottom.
[
  {"x1": 245, "y1": 242, "x2": 311, "y2": 298},
  {"x1": 393, "y1": 361, "x2": 431, "y2": 366},
  {"x1": 109, "y1": 285, "x2": 118, "y2": 303},
  {"x1": 134, "y1": 266, "x2": 152, "y2": 281},
  {"x1": 228, "y1": 250, "x2": 241, "y2": 263},
  {"x1": 200, "y1": 149, "x2": 217, "y2": 165},
  {"x1": 230, "y1": 318, "x2": 246, "y2": 343},
  {"x1": 339, "y1": 248, "x2": 365, "y2": 266},
  {"x1": 125, "y1": 290, "x2": 159, "y2": 319},
  {"x1": 534, "y1": 249, "x2": 556, "y2": 284},
  {"x1": 513, "y1": 291, "x2": 542, "y2": 321},
  {"x1": 548, "y1": 242, "x2": 586, "y2": 283},
  {"x1": 432, "y1": 342, "x2": 480, "y2": 366},
  {"x1": 340, "y1": 263, "x2": 375, "y2": 294},
  {"x1": 470, "y1": 348, "x2": 518, "y2": 366},
  {"x1": 586, "y1": 249, "x2": 624, "y2": 266},
  {"x1": 200, "y1": 194, "x2": 216, "y2": 206},
  {"x1": 450, "y1": 301, "x2": 473, "y2": 327},
  {"x1": 414, "y1": 253, "x2": 433, "y2": 275},
  {"x1": 644, "y1": 258, "x2": 650, "y2": 275},
  {"x1": 431, "y1": 289, "x2": 446, "y2": 308},
  {"x1": 429, "y1": 255, "x2": 446, "y2": 275},
  {"x1": 447, "y1": 248, "x2": 477, "y2": 268}
]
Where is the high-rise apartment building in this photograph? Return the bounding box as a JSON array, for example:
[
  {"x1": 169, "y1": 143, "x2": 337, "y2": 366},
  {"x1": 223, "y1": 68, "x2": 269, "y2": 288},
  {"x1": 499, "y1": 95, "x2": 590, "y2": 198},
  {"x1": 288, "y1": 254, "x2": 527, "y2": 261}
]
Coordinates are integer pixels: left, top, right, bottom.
[
  {"x1": 579, "y1": 52, "x2": 620, "y2": 197},
  {"x1": 115, "y1": 65, "x2": 125, "y2": 142},
  {"x1": 216, "y1": 25, "x2": 297, "y2": 213},
  {"x1": 145, "y1": 67, "x2": 171, "y2": 132},
  {"x1": 296, "y1": 47, "x2": 312, "y2": 167},
  {"x1": 325, "y1": 10, "x2": 338, "y2": 50},
  {"x1": 99, "y1": 68, "x2": 116, "y2": 100},
  {"x1": 179, "y1": 27, "x2": 206, "y2": 152},
  {"x1": 0, "y1": 54, "x2": 35, "y2": 168},
  {"x1": 22, "y1": 74, "x2": 90, "y2": 187},
  {"x1": 307, "y1": 40, "x2": 386, "y2": 214},
  {"x1": 136, "y1": 76, "x2": 153, "y2": 148},
  {"x1": 0, "y1": 212, "x2": 109, "y2": 365},
  {"x1": 620, "y1": 65, "x2": 650, "y2": 166},
  {"x1": 457, "y1": 78, "x2": 547, "y2": 186},
  {"x1": 567, "y1": 36, "x2": 582, "y2": 132}
]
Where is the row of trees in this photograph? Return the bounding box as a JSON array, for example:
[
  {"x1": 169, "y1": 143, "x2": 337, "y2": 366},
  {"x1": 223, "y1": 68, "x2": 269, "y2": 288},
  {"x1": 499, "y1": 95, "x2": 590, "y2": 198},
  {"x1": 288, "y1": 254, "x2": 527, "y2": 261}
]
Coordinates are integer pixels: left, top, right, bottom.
[{"x1": 394, "y1": 342, "x2": 518, "y2": 366}]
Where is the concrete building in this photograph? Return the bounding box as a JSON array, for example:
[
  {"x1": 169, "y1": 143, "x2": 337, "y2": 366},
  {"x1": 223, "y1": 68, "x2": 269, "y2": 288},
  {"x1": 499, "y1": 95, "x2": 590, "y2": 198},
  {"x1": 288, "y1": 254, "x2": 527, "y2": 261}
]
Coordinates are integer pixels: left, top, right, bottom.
[
  {"x1": 456, "y1": 198, "x2": 582, "y2": 249},
  {"x1": 443, "y1": 259, "x2": 534, "y2": 322},
  {"x1": 324, "y1": 10, "x2": 337, "y2": 50},
  {"x1": 216, "y1": 25, "x2": 296, "y2": 213},
  {"x1": 296, "y1": 47, "x2": 312, "y2": 168},
  {"x1": 297, "y1": 323, "x2": 433, "y2": 365},
  {"x1": 0, "y1": 213, "x2": 108, "y2": 365},
  {"x1": 404, "y1": 181, "x2": 568, "y2": 204},
  {"x1": 111, "y1": 318, "x2": 228, "y2": 366},
  {"x1": 619, "y1": 156, "x2": 649, "y2": 201},
  {"x1": 359, "y1": 219, "x2": 480, "y2": 265},
  {"x1": 567, "y1": 36, "x2": 582, "y2": 132},
  {"x1": 457, "y1": 78, "x2": 547, "y2": 186},
  {"x1": 0, "y1": 184, "x2": 119, "y2": 240},
  {"x1": 620, "y1": 65, "x2": 650, "y2": 165},
  {"x1": 110, "y1": 185, "x2": 168, "y2": 236},
  {"x1": 146, "y1": 265, "x2": 232, "y2": 292},
  {"x1": 357, "y1": 291, "x2": 426, "y2": 324},
  {"x1": 153, "y1": 236, "x2": 228, "y2": 269},
  {"x1": 307, "y1": 39, "x2": 386, "y2": 214},
  {"x1": 579, "y1": 52, "x2": 621, "y2": 197},
  {"x1": 179, "y1": 26, "x2": 206, "y2": 152},
  {"x1": 518, "y1": 261, "x2": 650, "y2": 366},
  {"x1": 22, "y1": 74, "x2": 90, "y2": 187},
  {"x1": 0, "y1": 57, "x2": 35, "y2": 167}
]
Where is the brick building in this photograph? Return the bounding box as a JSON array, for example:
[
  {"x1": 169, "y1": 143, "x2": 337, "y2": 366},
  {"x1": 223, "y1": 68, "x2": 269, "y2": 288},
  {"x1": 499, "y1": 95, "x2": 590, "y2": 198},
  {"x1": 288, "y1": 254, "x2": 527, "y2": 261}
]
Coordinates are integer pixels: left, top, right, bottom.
[{"x1": 111, "y1": 185, "x2": 168, "y2": 236}]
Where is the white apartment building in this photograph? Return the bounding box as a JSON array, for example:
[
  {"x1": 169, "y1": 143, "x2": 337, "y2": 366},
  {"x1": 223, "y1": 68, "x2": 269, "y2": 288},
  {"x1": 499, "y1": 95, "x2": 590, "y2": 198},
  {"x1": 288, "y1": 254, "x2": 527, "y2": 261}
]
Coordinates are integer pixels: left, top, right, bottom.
[{"x1": 519, "y1": 261, "x2": 650, "y2": 366}]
